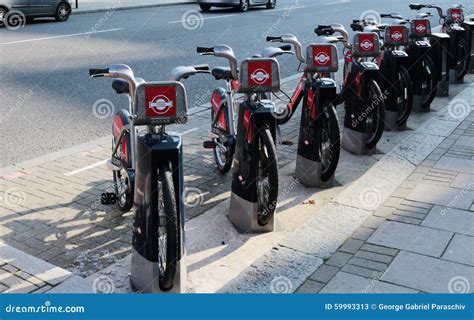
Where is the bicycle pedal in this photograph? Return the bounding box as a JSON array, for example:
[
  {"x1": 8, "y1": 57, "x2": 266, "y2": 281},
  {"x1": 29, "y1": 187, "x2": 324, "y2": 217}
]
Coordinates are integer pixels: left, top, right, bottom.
[
  {"x1": 281, "y1": 140, "x2": 293, "y2": 146},
  {"x1": 101, "y1": 192, "x2": 117, "y2": 205},
  {"x1": 203, "y1": 140, "x2": 217, "y2": 149}
]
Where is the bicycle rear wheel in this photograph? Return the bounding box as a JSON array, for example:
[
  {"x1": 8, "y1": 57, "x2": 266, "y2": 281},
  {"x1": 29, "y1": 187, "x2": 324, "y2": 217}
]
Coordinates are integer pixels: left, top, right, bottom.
[
  {"x1": 157, "y1": 161, "x2": 178, "y2": 291},
  {"x1": 256, "y1": 128, "x2": 279, "y2": 226}
]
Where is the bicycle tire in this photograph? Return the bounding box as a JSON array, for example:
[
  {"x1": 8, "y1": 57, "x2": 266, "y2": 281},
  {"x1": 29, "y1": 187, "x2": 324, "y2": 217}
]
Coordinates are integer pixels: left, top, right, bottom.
[
  {"x1": 455, "y1": 37, "x2": 469, "y2": 81},
  {"x1": 256, "y1": 128, "x2": 279, "y2": 227},
  {"x1": 157, "y1": 161, "x2": 178, "y2": 291},
  {"x1": 421, "y1": 55, "x2": 437, "y2": 109},
  {"x1": 363, "y1": 80, "x2": 385, "y2": 149},
  {"x1": 319, "y1": 101, "x2": 341, "y2": 181},
  {"x1": 112, "y1": 137, "x2": 133, "y2": 212},
  {"x1": 396, "y1": 65, "x2": 413, "y2": 126},
  {"x1": 211, "y1": 107, "x2": 233, "y2": 174}
]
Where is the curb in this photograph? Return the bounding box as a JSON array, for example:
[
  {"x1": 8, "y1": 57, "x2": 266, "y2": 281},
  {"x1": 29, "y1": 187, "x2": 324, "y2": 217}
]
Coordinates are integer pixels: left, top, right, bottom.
[{"x1": 71, "y1": 0, "x2": 195, "y2": 15}]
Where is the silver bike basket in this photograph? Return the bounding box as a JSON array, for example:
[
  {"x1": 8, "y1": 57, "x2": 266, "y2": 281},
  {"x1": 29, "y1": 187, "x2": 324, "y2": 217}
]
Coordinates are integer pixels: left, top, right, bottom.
[
  {"x1": 410, "y1": 19, "x2": 431, "y2": 38},
  {"x1": 352, "y1": 32, "x2": 380, "y2": 57},
  {"x1": 238, "y1": 58, "x2": 280, "y2": 93},
  {"x1": 384, "y1": 25, "x2": 409, "y2": 46},
  {"x1": 134, "y1": 81, "x2": 188, "y2": 126},
  {"x1": 446, "y1": 8, "x2": 464, "y2": 24},
  {"x1": 305, "y1": 44, "x2": 339, "y2": 73}
]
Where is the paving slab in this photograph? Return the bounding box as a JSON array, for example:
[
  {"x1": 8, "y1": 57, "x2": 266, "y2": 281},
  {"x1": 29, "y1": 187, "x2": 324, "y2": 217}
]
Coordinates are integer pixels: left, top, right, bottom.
[
  {"x1": 442, "y1": 234, "x2": 474, "y2": 266},
  {"x1": 0, "y1": 242, "x2": 71, "y2": 286},
  {"x1": 434, "y1": 156, "x2": 474, "y2": 174},
  {"x1": 454, "y1": 136, "x2": 474, "y2": 148},
  {"x1": 219, "y1": 247, "x2": 323, "y2": 293},
  {"x1": 422, "y1": 206, "x2": 474, "y2": 236},
  {"x1": 382, "y1": 251, "x2": 474, "y2": 293},
  {"x1": 279, "y1": 203, "x2": 371, "y2": 257},
  {"x1": 406, "y1": 183, "x2": 474, "y2": 210},
  {"x1": 321, "y1": 272, "x2": 418, "y2": 293},
  {"x1": 367, "y1": 221, "x2": 453, "y2": 257},
  {"x1": 451, "y1": 173, "x2": 474, "y2": 191}
]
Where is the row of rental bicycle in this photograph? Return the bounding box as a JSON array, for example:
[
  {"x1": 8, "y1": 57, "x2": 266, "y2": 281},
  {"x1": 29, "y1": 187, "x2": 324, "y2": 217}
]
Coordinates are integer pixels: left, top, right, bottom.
[{"x1": 89, "y1": 4, "x2": 473, "y2": 292}]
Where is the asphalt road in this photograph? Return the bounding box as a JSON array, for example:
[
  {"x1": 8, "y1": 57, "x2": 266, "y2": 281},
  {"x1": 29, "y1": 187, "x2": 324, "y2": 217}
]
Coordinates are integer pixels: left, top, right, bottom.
[{"x1": 0, "y1": 0, "x2": 471, "y2": 167}]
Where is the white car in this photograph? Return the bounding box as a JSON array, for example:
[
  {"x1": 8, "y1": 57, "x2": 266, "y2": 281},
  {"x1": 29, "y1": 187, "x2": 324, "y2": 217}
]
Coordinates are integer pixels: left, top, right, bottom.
[{"x1": 197, "y1": 0, "x2": 276, "y2": 12}]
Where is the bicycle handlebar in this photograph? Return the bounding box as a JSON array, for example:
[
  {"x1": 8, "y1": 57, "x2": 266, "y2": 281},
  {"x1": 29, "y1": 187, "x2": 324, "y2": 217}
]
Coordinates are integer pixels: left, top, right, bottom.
[
  {"x1": 196, "y1": 47, "x2": 214, "y2": 53},
  {"x1": 89, "y1": 68, "x2": 109, "y2": 77},
  {"x1": 193, "y1": 64, "x2": 210, "y2": 71},
  {"x1": 266, "y1": 36, "x2": 282, "y2": 42},
  {"x1": 196, "y1": 45, "x2": 239, "y2": 80},
  {"x1": 409, "y1": 3, "x2": 445, "y2": 19},
  {"x1": 279, "y1": 44, "x2": 292, "y2": 51}
]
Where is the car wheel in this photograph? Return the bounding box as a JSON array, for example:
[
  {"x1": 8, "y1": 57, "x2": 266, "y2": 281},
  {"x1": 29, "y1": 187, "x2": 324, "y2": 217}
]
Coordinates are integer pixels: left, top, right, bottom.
[
  {"x1": 199, "y1": 4, "x2": 211, "y2": 12},
  {"x1": 55, "y1": 2, "x2": 71, "y2": 22},
  {"x1": 239, "y1": 0, "x2": 249, "y2": 12},
  {"x1": 0, "y1": 8, "x2": 7, "y2": 27},
  {"x1": 266, "y1": 0, "x2": 276, "y2": 9}
]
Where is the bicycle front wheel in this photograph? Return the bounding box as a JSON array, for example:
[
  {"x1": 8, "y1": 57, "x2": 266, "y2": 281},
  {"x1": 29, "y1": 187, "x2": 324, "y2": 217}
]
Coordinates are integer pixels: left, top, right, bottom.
[
  {"x1": 395, "y1": 65, "x2": 413, "y2": 126},
  {"x1": 319, "y1": 101, "x2": 341, "y2": 181},
  {"x1": 420, "y1": 55, "x2": 437, "y2": 109},
  {"x1": 363, "y1": 80, "x2": 385, "y2": 149},
  {"x1": 157, "y1": 161, "x2": 178, "y2": 291},
  {"x1": 256, "y1": 128, "x2": 279, "y2": 227}
]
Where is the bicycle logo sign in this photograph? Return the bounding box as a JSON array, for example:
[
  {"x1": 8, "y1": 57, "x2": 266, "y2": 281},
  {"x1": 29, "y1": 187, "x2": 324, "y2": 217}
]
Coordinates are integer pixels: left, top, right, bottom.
[
  {"x1": 149, "y1": 95, "x2": 173, "y2": 114},
  {"x1": 315, "y1": 52, "x2": 330, "y2": 65},
  {"x1": 360, "y1": 39, "x2": 373, "y2": 51},
  {"x1": 145, "y1": 85, "x2": 177, "y2": 118},
  {"x1": 391, "y1": 31, "x2": 402, "y2": 41},
  {"x1": 416, "y1": 23, "x2": 426, "y2": 33},
  {"x1": 250, "y1": 69, "x2": 270, "y2": 84}
]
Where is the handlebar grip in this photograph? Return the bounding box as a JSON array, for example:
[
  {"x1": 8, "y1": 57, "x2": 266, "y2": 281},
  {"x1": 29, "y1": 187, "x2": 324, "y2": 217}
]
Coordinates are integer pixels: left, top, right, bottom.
[
  {"x1": 89, "y1": 68, "x2": 109, "y2": 76},
  {"x1": 197, "y1": 47, "x2": 214, "y2": 53},
  {"x1": 193, "y1": 64, "x2": 210, "y2": 71},
  {"x1": 317, "y1": 24, "x2": 332, "y2": 29},
  {"x1": 266, "y1": 36, "x2": 282, "y2": 42},
  {"x1": 380, "y1": 13, "x2": 391, "y2": 18},
  {"x1": 350, "y1": 23, "x2": 364, "y2": 32},
  {"x1": 279, "y1": 44, "x2": 292, "y2": 51},
  {"x1": 409, "y1": 3, "x2": 424, "y2": 10}
]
